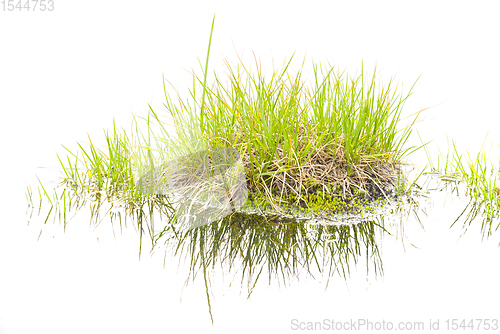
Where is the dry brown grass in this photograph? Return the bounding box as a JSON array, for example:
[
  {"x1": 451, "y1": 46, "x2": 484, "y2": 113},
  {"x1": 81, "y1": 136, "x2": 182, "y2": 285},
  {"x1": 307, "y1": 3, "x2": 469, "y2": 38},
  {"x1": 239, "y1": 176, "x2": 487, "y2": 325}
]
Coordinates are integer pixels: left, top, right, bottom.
[{"x1": 237, "y1": 124, "x2": 399, "y2": 210}]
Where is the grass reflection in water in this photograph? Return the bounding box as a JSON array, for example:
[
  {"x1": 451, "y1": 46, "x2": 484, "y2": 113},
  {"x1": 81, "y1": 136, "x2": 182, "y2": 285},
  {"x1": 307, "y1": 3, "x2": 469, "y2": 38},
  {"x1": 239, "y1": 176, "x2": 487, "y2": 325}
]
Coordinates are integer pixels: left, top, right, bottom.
[{"x1": 152, "y1": 208, "x2": 400, "y2": 322}]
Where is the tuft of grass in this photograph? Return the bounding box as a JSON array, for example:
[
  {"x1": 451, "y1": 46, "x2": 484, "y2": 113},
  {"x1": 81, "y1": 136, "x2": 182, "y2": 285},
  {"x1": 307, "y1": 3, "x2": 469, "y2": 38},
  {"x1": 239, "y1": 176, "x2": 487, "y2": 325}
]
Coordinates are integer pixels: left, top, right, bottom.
[
  {"x1": 27, "y1": 61, "x2": 422, "y2": 246},
  {"x1": 151, "y1": 56, "x2": 421, "y2": 216},
  {"x1": 27, "y1": 18, "x2": 423, "y2": 249},
  {"x1": 425, "y1": 139, "x2": 500, "y2": 237}
]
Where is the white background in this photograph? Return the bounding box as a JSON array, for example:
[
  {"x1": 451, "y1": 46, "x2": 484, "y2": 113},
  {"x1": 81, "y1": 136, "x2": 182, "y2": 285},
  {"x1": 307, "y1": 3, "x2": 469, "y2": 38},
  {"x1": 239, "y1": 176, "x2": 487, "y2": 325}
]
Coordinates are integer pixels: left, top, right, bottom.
[{"x1": 1, "y1": 1, "x2": 500, "y2": 333}]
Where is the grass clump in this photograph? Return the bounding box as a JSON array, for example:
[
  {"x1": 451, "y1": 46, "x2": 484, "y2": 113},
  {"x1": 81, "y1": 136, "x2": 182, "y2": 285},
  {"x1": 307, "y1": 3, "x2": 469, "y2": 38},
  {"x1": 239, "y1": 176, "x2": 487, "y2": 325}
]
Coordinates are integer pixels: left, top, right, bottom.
[
  {"x1": 27, "y1": 18, "x2": 422, "y2": 239},
  {"x1": 425, "y1": 141, "x2": 500, "y2": 236},
  {"x1": 27, "y1": 57, "x2": 421, "y2": 232},
  {"x1": 153, "y1": 55, "x2": 420, "y2": 217}
]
